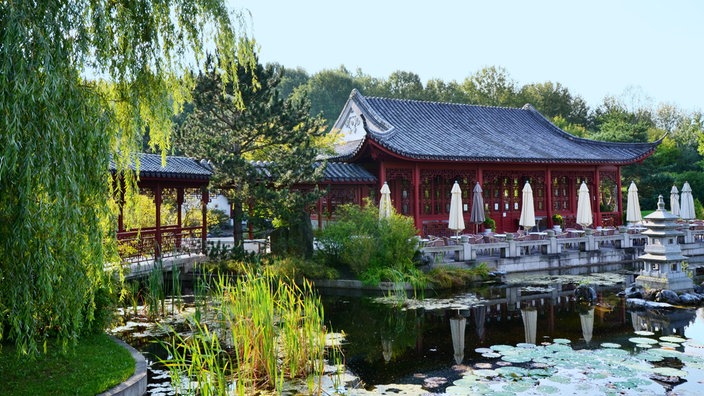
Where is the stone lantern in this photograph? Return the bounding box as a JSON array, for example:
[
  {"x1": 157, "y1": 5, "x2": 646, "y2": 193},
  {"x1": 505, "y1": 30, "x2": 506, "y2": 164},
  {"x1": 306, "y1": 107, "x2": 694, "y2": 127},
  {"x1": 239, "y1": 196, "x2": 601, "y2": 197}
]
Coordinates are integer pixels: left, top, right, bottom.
[{"x1": 635, "y1": 195, "x2": 694, "y2": 292}]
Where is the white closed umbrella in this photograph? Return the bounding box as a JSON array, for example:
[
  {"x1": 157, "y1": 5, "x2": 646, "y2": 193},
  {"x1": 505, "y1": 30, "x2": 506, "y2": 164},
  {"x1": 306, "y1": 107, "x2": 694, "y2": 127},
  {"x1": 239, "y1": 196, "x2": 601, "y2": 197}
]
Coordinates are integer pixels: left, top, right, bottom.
[
  {"x1": 379, "y1": 182, "x2": 392, "y2": 220},
  {"x1": 626, "y1": 181, "x2": 642, "y2": 224},
  {"x1": 450, "y1": 315, "x2": 466, "y2": 365},
  {"x1": 521, "y1": 307, "x2": 537, "y2": 344},
  {"x1": 670, "y1": 185, "x2": 680, "y2": 216},
  {"x1": 448, "y1": 181, "x2": 465, "y2": 236},
  {"x1": 580, "y1": 307, "x2": 595, "y2": 344},
  {"x1": 681, "y1": 181, "x2": 696, "y2": 220},
  {"x1": 576, "y1": 181, "x2": 593, "y2": 228},
  {"x1": 519, "y1": 181, "x2": 536, "y2": 231}
]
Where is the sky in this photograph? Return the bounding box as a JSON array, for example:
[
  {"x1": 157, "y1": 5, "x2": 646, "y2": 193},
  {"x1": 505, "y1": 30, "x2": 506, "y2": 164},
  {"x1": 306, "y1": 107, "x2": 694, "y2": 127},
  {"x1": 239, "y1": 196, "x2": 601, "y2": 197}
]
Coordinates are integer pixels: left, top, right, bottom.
[{"x1": 231, "y1": 0, "x2": 703, "y2": 113}]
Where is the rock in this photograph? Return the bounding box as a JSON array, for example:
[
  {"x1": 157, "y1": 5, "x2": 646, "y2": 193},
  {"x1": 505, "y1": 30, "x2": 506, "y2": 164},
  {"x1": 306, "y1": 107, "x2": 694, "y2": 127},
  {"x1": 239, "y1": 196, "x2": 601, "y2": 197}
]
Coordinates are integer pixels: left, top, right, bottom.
[
  {"x1": 574, "y1": 284, "x2": 597, "y2": 304},
  {"x1": 695, "y1": 284, "x2": 704, "y2": 294},
  {"x1": 621, "y1": 284, "x2": 644, "y2": 299},
  {"x1": 679, "y1": 293, "x2": 702, "y2": 305},
  {"x1": 643, "y1": 289, "x2": 660, "y2": 301},
  {"x1": 627, "y1": 298, "x2": 674, "y2": 310},
  {"x1": 655, "y1": 289, "x2": 681, "y2": 304}
]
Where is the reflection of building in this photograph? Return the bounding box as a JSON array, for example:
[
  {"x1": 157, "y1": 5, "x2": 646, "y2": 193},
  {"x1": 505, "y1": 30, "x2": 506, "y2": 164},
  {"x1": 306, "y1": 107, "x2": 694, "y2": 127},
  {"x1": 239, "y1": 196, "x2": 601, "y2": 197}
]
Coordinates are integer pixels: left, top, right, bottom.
[
  {"x1": 636, "y1": 195, "x2": 694, "y2": 292},
  {"x1": 312, "y1": 90, "x2": 659, "y2": 235},
  {"x1": 630, "y1": 309, "x2": 696, "y2": 336}
]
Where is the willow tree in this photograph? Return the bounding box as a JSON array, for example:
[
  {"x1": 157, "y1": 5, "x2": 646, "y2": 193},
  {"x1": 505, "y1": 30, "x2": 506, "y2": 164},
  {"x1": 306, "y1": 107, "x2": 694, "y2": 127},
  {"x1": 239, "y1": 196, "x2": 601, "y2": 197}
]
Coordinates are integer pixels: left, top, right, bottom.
[{"x1": 0, "y1": 1, "x2": 255, "y2": 354}]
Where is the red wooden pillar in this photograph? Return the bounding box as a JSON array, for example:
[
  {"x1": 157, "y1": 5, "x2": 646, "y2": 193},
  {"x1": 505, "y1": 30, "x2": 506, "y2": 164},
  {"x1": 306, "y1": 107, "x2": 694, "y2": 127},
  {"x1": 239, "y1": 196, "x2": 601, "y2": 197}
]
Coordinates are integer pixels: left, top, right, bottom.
[
  {"x1": 317, "y1": 195, "x2": 323, "y2": 230},
  {"x1": 201, "y1": 187, "x2": 209, "y2": 253},
  {"x1": 545, "y1": 168, "x2": 553, "y2": 227},
  {"x1": 413, "y1": 163, "x2": 421, "y2": 233},
  {"x1": 176, "y1": 188, "x2": 184, "y2": 249},
  {"x1": 154, "y1": 184, "x2": 162, "y2": 258},
  {"x1": 594, "y1": 167, "x2": 601, "y2": 227},
  {"x1": 117, "y1": 181, "x2": 125, "y2": 232},
  {"x1": 616, "y1": 167, "x2": 623, "y2": 226}
]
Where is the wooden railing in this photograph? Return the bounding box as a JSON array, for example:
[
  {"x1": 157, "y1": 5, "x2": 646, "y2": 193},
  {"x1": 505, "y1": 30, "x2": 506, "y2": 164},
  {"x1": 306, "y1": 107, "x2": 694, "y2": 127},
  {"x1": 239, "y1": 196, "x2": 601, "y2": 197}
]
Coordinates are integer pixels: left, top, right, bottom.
[{"x1": 117, "y1": 225, "x2": 204, "y2": 264}]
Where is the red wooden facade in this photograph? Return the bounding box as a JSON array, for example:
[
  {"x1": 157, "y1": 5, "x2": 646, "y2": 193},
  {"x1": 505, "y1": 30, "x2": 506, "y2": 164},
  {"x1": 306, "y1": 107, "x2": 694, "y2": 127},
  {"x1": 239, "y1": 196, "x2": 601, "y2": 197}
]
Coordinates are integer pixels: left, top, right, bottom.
[{"x1": 314, "y1": 90, "x2": 659, "y2": 236}]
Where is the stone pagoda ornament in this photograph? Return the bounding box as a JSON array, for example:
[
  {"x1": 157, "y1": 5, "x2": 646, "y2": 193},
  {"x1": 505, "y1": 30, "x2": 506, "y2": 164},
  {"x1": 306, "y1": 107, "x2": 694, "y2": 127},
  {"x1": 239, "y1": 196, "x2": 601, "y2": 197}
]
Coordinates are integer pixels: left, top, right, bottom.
[{"x1": 635, "y1": 195, "x2": 694, "y2": 292}]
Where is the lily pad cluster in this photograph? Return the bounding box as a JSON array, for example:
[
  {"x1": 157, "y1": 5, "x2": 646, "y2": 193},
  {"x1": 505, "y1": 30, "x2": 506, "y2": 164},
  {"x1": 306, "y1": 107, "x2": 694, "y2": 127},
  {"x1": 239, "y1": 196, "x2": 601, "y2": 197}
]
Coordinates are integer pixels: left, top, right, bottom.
[{"x1": 443, "y1": 335, "x2": 701, "y2": 395}]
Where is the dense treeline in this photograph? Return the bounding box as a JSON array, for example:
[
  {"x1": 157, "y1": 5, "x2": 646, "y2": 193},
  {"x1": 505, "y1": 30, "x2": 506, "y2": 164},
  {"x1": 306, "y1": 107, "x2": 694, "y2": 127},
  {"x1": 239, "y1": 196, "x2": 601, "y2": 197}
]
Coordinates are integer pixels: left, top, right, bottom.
[{"x1": 273, "y1": 64, "x2": 704, "y2": 212}]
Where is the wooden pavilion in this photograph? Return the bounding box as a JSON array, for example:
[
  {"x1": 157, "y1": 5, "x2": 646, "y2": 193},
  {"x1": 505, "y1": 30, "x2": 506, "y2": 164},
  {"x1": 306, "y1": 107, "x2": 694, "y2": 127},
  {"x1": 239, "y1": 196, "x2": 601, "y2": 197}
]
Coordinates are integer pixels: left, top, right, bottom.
[
  {"x1": 111, "y1": 153, "x2": 212, "y2": 261},
  {"x1": 314, "y1": 90, "x2": 660, "y2": 236}
]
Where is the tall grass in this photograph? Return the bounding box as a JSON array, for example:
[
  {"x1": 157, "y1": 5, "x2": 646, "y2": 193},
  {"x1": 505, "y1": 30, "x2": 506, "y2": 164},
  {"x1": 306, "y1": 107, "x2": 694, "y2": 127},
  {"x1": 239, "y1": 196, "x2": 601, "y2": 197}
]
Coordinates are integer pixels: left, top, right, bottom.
[
  {"x1": 146, "y1": 259, "x2": 165, "y2": 318},
  {"x1": 161, "y1": 267, "x2": 340, "y2": 395}
]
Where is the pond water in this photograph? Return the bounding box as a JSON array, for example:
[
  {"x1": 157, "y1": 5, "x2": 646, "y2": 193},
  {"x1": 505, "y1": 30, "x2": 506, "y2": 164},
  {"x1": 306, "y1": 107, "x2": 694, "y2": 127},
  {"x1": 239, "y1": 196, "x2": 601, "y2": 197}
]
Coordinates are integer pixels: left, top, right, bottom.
[{"x1": 114, "y1": 272, "x2": 704, "y2": 395}]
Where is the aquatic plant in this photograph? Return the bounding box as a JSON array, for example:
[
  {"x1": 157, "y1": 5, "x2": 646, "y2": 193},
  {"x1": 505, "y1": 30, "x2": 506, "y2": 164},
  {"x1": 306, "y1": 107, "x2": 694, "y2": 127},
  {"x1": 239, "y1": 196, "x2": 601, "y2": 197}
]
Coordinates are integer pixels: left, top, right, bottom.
[
  {"x1": 146, "y1": 259, "x2": 165, "y2": 319},
  {"x1": 160, "y1": 267, "x2": 341, "y2": 395}
]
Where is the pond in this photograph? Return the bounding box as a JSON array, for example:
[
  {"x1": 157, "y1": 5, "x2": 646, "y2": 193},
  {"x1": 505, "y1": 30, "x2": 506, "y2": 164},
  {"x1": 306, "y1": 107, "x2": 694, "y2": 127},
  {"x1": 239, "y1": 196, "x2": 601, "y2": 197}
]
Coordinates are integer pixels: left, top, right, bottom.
[{"x1": 113, "y1": 272, "x2": 704, "y2": 395}]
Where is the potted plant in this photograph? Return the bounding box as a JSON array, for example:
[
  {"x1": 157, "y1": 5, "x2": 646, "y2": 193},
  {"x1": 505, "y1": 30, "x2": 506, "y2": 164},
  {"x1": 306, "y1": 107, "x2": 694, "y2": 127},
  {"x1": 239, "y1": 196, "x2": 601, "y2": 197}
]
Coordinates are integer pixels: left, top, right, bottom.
[
  {"x1": 552, "y1": 214, "x2": 563, "y2": 232},
  {"x1": 483, "y1": 217, "x2": 496, "y2": 234}
]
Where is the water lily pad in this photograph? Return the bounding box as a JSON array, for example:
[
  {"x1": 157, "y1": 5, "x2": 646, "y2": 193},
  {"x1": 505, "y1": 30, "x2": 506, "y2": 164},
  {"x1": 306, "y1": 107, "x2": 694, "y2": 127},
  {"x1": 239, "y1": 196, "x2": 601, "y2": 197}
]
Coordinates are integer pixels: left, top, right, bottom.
[
  {"x1": 496, "y1": 366, "x2": 529, "y2": 377},
  {"x1": 640, "y1": 353, "x2": 664, "y2": 362},
  {"x1": 536, "y1": 385, "x2": 560, "y2": 394},
  {"x1": 651, "y1": 367, "x2": 687, "y2": 377},
  {"x1": 445, "y1": 385, "x2": 476, "y2": 396},
  {"x1": 659, "y1": 336, "x2": 686, "y2": 343},
  {"x1": 517, "y1": 342, "x2": 537, "y2": 348},
  {"x1": 600, "y1": 342, "x2": 621, "y2": 348},
  {"x1": 473, "y1": 369, "x2": 499, "y2": 377},
  {"x1": 475, "y1": 347, "x2": 493, "y2": 354},
  {"x1": 552, "y1": 338, "x2": 572, "y2": 344},
  {"x1": 481, "y1": 352, "x2": 502, "y2": 358},
  {"x1": 629, "y1": 337, "x2": 659, "y2": 344},
  {"x1": 474, "y1": 362, "x2": 493, "y2": 369},
  {"x1": 491, "y1": 344, "x2": 515, "y2": 352},
  {"x1": 502, "y1": 382, "x2": 533, "y2": 392},
  {"x1": 546, "y1": 375, "x2": 572, "y2": 384},
  {"x1": 648, "y1": 348, "x2": 682, "y2": 357},
  {"x1": 634, "y1": 330, "x2": 655, "y2": 336},
  {"x1": 658, "y1": 342, "x2": 680, "y2": 348},
  {"x1": 635, "y1": 343, "x2": 653, "y2": 349},
  {"x1": 502, "y1": 354, "x2": 532, "y2": 363}
]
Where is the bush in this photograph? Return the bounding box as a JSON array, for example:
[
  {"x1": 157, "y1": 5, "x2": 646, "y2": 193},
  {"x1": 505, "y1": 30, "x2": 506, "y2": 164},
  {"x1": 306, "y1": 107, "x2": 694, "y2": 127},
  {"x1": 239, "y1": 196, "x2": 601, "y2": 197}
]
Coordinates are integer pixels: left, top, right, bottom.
[{"x1": 316, "y1": 201, "x2": 419, "y2": 282}]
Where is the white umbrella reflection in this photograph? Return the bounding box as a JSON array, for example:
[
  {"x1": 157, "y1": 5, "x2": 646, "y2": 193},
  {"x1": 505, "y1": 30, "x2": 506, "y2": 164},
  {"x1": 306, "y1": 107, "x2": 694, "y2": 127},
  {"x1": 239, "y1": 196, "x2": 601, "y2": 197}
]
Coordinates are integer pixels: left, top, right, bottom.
[
  {"x1": 470, "y1": 182, "x2": 485, "y2": 234},
  {"x1": 521, "y1": 307, "x2": 537, "y2": 344},
  {"x1": 626, "y1": 181, "x2": 642, "y2": 225},
  {"x1": 448, "y1": 181, "x2": 465, "y2": 236},
  {"x1": 576, "y1": 181, "x2": 593, "y2": 229},
  {"x1": 670, "y1": 185, "x2": 680, "y2": 217},
  {"x1": 382, "y1": 338, "x2": 393, "y2": 362},
  {"x1": 450, "y1": 315, "x2": 466, "y2": 365},
  {"x1": 580, "y1": 307, "x2": 595, "y2": 344},
  {"x1": 519, "y1": 181, "x2": 536, "y2": 231},
  {"x1": 681, "y1": 181, "x2": 696, "y2": 220},
  {"x1": 379, "y1": 182, "x2": 392, "y2": 220}
]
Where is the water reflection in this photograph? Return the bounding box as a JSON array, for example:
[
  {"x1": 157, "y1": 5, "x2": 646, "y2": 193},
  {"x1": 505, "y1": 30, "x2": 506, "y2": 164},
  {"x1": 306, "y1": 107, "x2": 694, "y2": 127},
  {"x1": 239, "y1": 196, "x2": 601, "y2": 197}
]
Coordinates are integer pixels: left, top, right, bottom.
[
  {"x1": 322, "y1": 281, "x2": 638, "y2": 388},
  {"x1": 449, "y1": 315, "x2": 466, "y2": 364}
]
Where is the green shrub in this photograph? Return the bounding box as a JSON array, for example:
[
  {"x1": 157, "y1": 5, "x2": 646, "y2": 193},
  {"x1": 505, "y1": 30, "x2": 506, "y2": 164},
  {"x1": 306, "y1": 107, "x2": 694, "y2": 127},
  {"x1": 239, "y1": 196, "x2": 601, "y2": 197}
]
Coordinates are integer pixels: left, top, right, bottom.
[{"x1": 316, "y1": 201, "x2": 419, "y2": 282}]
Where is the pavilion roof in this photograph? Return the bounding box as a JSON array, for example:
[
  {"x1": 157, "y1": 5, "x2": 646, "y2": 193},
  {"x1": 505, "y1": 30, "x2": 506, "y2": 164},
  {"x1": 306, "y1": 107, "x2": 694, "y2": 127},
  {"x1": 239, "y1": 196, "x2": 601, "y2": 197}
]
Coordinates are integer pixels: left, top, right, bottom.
[
  {"x1": 251, "y1": 160, "x2": 376, "y2": 183},
  {"x1": 109, "y1": 153, "x2": 212, "y2": 180},
  {"x1": 330, "y1": 90, "x2": 660, "y2": 165}
]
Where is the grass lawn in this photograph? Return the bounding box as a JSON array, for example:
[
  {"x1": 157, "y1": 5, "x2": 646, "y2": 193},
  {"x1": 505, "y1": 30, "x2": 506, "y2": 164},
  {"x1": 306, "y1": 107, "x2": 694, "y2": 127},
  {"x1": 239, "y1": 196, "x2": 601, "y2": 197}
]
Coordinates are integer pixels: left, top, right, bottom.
[{"x1": 0, "y1": 332, "x2": 135, "y2": 396}]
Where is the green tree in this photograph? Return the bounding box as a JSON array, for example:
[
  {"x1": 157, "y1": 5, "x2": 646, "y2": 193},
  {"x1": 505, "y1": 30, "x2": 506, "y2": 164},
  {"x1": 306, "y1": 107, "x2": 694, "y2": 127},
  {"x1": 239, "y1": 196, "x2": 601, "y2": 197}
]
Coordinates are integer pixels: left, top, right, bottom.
[
  {"x1": 271, "y1": 63, "x2": 309, "y2": 99},
  {"x1": 0, "y1": 1, "x2": 254, "y2": 354},
  {"x1": 174, "y1": 56, "x2": 327, "y2": 246},
  {"x1": 290, "y1": 66, "x2": 357, "y2": 128},
  {"x1": 382, "y1": 70, "x2": 425, "y2": 100},
  {"x1": 461, "y1": 66, "x2": 520, "y2": 107}
]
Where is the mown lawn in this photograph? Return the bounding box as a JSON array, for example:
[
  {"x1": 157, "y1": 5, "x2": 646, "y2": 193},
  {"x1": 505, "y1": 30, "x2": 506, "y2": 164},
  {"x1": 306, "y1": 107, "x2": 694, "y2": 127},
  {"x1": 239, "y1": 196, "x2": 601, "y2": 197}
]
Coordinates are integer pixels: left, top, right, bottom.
[{"x1": 0, "y1": 332, "x2": 135, "y2": 396}]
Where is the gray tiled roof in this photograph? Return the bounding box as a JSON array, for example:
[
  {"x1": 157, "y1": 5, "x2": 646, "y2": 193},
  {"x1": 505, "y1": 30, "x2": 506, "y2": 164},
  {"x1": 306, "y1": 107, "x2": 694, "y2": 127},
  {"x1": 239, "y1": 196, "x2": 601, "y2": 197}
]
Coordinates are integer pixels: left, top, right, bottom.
[
  {"x1": 110, "y1": 153, "x2": 212, "y2": 180},
  {"x1": 318, "y1": 162, "x2": 376, "y2": 183},
  {"x1": 332, "y1": 90, "x2": 660, "y2": 164}
]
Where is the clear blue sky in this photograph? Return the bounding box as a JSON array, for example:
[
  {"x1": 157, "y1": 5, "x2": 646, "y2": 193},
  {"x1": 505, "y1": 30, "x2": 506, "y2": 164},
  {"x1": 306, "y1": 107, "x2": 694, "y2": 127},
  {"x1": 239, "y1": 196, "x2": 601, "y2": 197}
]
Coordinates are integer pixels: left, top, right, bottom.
[{"x1": 232, "y1": 0, "x2": 702, "y2": 113}]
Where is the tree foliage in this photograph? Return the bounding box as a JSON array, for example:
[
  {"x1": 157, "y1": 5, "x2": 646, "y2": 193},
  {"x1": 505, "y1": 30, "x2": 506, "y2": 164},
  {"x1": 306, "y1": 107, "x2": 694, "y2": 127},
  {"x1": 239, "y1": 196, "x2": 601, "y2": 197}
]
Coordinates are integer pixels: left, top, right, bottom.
[
  {"x1": 174, "y1": 56, "x2": 327, "y2": 244},
  {"x1": 0, "y1": 0, "x2": 254, "y2": 354}
]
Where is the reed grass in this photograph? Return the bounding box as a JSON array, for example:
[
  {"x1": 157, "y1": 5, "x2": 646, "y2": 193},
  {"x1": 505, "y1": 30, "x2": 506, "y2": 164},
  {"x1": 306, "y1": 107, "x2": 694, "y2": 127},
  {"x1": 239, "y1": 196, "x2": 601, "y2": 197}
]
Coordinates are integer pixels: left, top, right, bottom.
[{"x1": 161, "y1": 267, "x2": 340, "y2": 395}]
